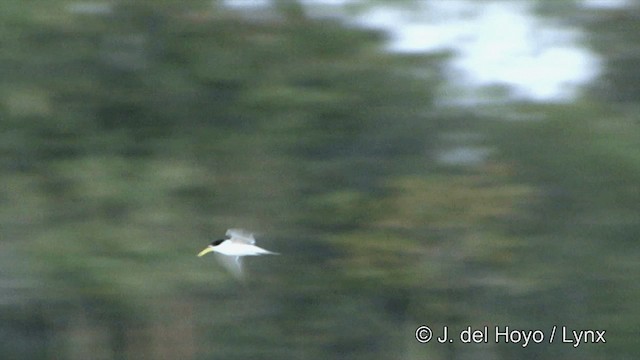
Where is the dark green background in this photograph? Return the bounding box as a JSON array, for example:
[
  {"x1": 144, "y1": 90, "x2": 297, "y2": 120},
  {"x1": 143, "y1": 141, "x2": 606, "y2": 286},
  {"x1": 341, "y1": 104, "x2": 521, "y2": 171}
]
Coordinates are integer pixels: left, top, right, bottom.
[{"x1": 1, "y1": 1, "x2": 638, "y2": 359}]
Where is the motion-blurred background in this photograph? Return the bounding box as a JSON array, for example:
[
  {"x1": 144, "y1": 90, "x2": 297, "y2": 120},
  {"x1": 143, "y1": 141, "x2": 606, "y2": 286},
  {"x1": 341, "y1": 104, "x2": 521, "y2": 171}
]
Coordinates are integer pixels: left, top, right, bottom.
[{"x1": 1, "y1": 0, "x2": 638, "y2": 359}]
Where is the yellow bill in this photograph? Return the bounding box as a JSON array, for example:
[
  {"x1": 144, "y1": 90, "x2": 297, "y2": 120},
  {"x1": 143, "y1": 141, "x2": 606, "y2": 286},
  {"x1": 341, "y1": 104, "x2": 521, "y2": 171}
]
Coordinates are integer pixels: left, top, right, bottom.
[{"x1": 197, "y1": 246, "x2": 214, "y2": 257}]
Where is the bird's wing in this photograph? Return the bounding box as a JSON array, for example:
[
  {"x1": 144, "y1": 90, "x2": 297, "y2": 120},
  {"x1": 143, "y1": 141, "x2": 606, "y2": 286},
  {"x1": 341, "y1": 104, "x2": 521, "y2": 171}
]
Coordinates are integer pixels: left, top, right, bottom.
[
  {"x1": 214, "y1": 253, "x2": 243, "y2": 279},
  {"x1": 226, "y1": 228, "x2": 256, "y2": 244}
]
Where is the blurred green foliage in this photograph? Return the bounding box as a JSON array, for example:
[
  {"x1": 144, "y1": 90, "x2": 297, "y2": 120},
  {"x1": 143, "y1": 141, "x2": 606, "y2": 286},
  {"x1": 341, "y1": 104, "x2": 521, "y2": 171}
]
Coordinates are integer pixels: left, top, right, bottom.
[{"x1": 0, "y1": 1, "x2": 638, "y2": 359}]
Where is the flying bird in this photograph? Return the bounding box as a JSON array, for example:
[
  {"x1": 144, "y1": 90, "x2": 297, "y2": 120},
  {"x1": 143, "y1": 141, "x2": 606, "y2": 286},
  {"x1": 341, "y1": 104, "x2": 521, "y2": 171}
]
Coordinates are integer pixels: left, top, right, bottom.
[{"x1": 197, "y1": 228, "x2": 278, "y2": 277}]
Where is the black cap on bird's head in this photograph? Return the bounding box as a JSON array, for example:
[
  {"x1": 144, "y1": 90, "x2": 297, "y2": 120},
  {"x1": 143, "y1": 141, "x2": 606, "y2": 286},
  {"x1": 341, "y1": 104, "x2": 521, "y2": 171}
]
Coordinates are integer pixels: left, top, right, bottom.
[
  {"x1": 197, "y1": 237, "x2": 229, "y2": 257},
  {"x1": 211, "y1": 238, "x2": 227, "y2": 246}
]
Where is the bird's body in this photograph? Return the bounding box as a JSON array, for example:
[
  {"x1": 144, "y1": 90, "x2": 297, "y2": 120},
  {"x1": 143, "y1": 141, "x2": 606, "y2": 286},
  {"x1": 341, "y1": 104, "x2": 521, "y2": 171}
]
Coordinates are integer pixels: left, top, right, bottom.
[
  {"x1": 197, "y1": 228, "x2": 278, "y2": 277},
  {"x1": 210, "y1": 240, "x2": 278, "y2": 256}
]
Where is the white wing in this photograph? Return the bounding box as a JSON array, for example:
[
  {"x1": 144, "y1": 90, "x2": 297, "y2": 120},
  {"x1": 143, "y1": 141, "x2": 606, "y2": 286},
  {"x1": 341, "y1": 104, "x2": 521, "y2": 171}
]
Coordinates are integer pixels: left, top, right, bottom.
[
  {"x1": 214, "y1": 253, "x2": 243, "y2": 279},
  {"x1": 226, "y1": 228, "x2": 255, "y2": 244}
]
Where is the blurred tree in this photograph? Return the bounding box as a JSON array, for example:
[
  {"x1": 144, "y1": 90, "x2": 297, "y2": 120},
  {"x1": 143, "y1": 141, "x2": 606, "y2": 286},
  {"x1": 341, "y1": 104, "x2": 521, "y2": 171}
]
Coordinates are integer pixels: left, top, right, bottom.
[
  {"x1": 0, "y1": 0, "x2": 447, "y2": 359},
  {"x1": 0, "y1": 0, "x2": 638, "y2": 359}
]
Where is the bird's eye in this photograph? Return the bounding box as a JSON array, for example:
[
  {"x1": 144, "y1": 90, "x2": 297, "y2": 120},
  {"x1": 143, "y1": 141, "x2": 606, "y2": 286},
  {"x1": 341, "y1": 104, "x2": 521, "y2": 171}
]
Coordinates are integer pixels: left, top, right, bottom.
[{"x1": 212, "y1": 239, "x2": 225, "y2": 246}]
